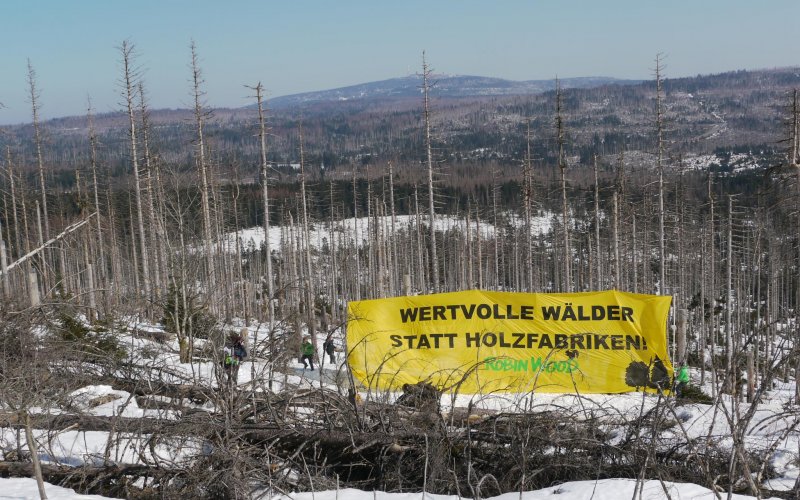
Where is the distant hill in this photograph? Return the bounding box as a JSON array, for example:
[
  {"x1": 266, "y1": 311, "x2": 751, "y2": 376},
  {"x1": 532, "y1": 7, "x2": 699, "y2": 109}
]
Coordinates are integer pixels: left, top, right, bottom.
[
  {"x1": 5, "y1": 66, "x2": 800, "y2": 186},
  {"x1": 265, "y1": 75, "x2": 642, "y2": 109}
]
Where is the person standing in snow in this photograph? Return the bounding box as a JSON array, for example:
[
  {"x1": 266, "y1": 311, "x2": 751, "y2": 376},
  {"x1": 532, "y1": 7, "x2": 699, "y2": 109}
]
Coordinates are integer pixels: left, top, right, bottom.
[
  {"x1": 301, "y1": 337, "x2": 315, "y2": 371},
  {"x1": 674, "y1": 362, "x2": 690, "y2": 398},
  {"x1": 223, "y1": 332, "x2": 248, "y2": 384},
  {"x1": 322, "y1": 334, "x2": 336, "y2": 365}
]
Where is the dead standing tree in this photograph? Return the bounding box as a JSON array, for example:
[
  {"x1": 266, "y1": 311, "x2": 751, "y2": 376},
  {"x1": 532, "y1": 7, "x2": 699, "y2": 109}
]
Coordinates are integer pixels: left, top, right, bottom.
[
  {"x1": 138, "y1": 81, "x2": 166, "y2": 302},
  {"x1": 248, "y1": 82, "x2": 277, "y2": 382},
  {"x1": 555, "y1": 80, "x2": 572, "y2": 291},
  {"x1": 654, "y1": 54, "x2": 667, "y2": 296},
  {"x1": 119, "y1": 41, "x2": 151, "y2": 305},
  {"x1": 421, "y1": 51, "x2": 439, "y2": 293},
  {"x1": 26, "y1": 60, "x2": 50, "y2": 295},
  {"x1": 190, "y1": 40, "x2": 217, "y2": 314}
]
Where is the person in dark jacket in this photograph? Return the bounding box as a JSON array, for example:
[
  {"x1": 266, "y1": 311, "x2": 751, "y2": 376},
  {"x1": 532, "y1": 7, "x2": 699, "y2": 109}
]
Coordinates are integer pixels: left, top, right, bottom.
[
  {"x1": 222, "y1": 333, "x2": 248, "y2": 384},
  {"x1": 322, "y1": 334, "x2": 336, "y2": 364}
]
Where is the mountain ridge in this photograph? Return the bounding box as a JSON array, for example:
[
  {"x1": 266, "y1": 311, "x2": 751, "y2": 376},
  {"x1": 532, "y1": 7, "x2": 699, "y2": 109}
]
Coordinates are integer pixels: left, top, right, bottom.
[{"x1": 264, "y1": 74, "x2": 643, "y2": 109}]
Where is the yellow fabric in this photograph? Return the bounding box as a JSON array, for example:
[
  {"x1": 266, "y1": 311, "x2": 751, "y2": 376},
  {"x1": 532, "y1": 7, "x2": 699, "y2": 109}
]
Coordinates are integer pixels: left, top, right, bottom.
[{"x1": 346, "y1": 290, "x2": 673, "y2": 394}]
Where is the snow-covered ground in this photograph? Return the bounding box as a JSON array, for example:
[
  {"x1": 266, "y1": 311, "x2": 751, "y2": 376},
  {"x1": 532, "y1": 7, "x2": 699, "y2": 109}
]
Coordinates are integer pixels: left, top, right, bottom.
[
  {"x1": 0, "y1": 478, "x2": 782, "y2": 499},
  {"x1": 2, "y1": 318, "x2": 798, "y2": 498},
  {"x1": 217, "y1": 212, "x2": 555, "y2": 255}
]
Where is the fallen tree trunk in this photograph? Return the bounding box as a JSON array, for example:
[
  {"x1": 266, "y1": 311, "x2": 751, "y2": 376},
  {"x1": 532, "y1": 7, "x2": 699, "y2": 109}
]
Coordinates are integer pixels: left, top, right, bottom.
[
  {"x1": 0, "y1": 411, "x2": 216, "y2": 434},
  {"x1": 0, "y1": 461, "x2": 183, "y2": 498}
]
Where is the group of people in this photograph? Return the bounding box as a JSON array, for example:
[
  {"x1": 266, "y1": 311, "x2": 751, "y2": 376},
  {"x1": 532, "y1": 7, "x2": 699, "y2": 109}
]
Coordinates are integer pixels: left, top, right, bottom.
[
  {"x1": 221, "y1": 328, "x2": 339, "y2": 384},
  {"x1": 222, "y1": 328, "x2": 692, "y2": 401},
  {"x1": 300, "y1": 334, "x2": 337, "y2": 371}
]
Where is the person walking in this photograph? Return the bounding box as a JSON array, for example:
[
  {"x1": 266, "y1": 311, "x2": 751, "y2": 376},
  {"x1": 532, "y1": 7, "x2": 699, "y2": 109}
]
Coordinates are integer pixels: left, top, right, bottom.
[
  {"x1": 322, "y1": 334, "x2": 336, "y2": 365},
  {"x1": 301, "y1": 337, "x2": 315, "y2": 371}
]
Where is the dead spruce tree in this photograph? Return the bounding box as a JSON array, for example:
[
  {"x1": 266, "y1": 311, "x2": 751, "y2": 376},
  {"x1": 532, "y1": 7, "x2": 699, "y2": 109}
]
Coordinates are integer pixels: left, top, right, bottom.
[
  {"x1": 190, "y1": 40, "x2": 217, "y2": 311},
  {"x1": 26, "y1": 60, "x2": 50, "y2": 294},
  {"x1": 119, "y1": 41, "x2": 151, "y2": 303},
  {"x1": 249, "y1": 82, "x2": 277, "y2": 376},
  {"x1": 555, "y1": 80, "x2": 572, "y2": 291},
  {"x1": 421, "y1": 51, "x2": 439, "y2": 293},
  {"x1": 654, "y1": 54, "x2": 667, "y2": 296},
  {"x1": 138, "y1": 81, "x2": 166, "y2": 301}
]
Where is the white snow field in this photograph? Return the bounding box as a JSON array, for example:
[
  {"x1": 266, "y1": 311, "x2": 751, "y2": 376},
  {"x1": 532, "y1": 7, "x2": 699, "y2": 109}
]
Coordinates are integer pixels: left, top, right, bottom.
[{"x1": 0, "y1": 477, "x2": 783, "y2": 499}]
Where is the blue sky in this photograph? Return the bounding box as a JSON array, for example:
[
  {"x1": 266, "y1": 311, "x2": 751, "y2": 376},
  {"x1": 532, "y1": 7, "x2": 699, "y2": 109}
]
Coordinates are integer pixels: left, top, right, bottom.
[{"x1": 1, "y1": 0, "x2": 798, "y2": 124}]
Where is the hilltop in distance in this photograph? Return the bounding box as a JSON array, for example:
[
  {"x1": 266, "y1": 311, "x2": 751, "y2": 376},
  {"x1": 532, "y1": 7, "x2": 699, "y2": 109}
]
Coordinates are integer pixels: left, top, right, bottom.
[{"x1": 4, "y1": 66, "x2": 797, "y2": 190}]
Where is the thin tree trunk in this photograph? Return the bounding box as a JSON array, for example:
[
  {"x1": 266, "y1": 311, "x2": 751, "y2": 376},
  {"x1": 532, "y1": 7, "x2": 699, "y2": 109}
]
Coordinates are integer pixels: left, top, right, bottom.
[
  {"x1": 298, "y1": 125, "x2": 317, "y2": 352},
  {"x1": 27, "y1": 61, "x2": 50, "y2": 294},
  {"x1": 655, "y1": 54, "x2": 666, "y2": 296},
  {"x1": 138, "y1": 82, "x2": 162, "y2": 302},
  {"x1": 120, "y1": 41, "x2": 150, "y2": 300},
  {"x1": 725, "y1": 196, "x2": 734, "y2": 394},
  {"x1": 524, "y1": 120, "x2": 535, "y2": 292},
  {"x1": 422, "y1": 52, "x2": 439, "y2": 293},
  {"x1": 388, "y1": 161, "x2": 398, "y2": 296},
  {"x1": 251, "y1": 83, "x2": 275, "y2": 382},
  {"x1": 190, "y1": 40, "x2": 216, "y2": 308},
  {"x1": 593, "y1": 156, "x2": 602, "y2": 289},
  {"x1": 352, "y1": 168, "x2": 361, "y2": 301},
  {"x1": 556, "y1": 81, "x2": 571, "y2": 291}
]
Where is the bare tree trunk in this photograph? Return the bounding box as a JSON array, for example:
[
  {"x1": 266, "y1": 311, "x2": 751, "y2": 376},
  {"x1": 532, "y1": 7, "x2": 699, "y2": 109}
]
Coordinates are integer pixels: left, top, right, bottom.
[
  {"x1": 676, "y1": 309, "x2": 687, "y2": 364},
  {"x1": 725, "y1": 196, "x2": 734, "y2": 394},
  {"x1": 190, "y1": 40, "x2": 216, "y2": 308},
  {"x1": 632, "y1": 214, "x2": 638, "y2": 293},
  {"x1": 27, "y1": 60, "x2": 50, "y2": 294},
  {"x1": 388, "y1": 161, "x2": 398, "y2": 296},
  {"x1": 791, "y1": 89, "x2": 800, "y2": 404},
  {"x1": 466, "y1": 202, "x2": 474, "y2": 288},
  {"x1": 613, "y1": 191, "x2": 620, "y2": 289},
  {"x1": 655, "y1": 54, "x2": 666, "y2": 295},
  {"x1": 700, "y1": 226, "x2": 707, "y2": 385},
  {"x1": 24, "y1": 413, "x2": 47, "y2": 500},
  {"x1": 492, "y1": 169, "x2": 500, "y2": 289},
  {"x1": 35, "y1": 203, "x2": 47, "y2": 290},
  {"x1": 249, "y1": 82, "x2": 276, "y2": 382},
  {"x1": 708, "y1": 173, "x2": 717, "y2": 396},
  {"x1": 593, "y1": 155, "x2": 602, "y2": 289},
  {"x1": 422, "y1": 52, "x2": 439, "y2": 293},
  {"x1": 352, "y1": 168, "x2": 361, "y2": 300},
  {"x1": 105, "y1": 185, "x2": 121, "y2": 308},
  {"x1": 298, "y1": 125, "x2": 317, "y2": 352},
  {"x1": 556, "y1": 81, "x2": 571, "y2": 291},
  {"x1": 677, "y1": 166, "x2": 686, "y2": 309},
  {"x1": 0, "y1": 221, "x2": 8, "y2": 297},
  {"x1": 366, "y1": 177, "x2": 374, "y2": 295},
  {"x1": 476, "y1": 204, "x2": 483, "y2": 289},
  {"x1": 129, "y1": 204, "x2": 140, "y2": 294},
  {"x1": 138, "y1": 82, "x2": 162, "y2": 302},
  {"x1": 86, "y1": 102, "x2": 106, "y2": 295},
  {"x1": 524, "y1": 120, "x2": 535, "y2": 292},
  {"x1": 414, "y1": 186, "x2": 425, "y2": 292},
  {"x1": 746, "y1": 349, "x2": 755, "y2": 403},
  {"x1": 5, "y1": 148, "x2": 22, "y2": 260},
  {"x1": 329, "y1": 183, "x2": 339, "y2": 318},
  {"x1": 120, "y1": 41, "x2": 151, "y2": 301}
]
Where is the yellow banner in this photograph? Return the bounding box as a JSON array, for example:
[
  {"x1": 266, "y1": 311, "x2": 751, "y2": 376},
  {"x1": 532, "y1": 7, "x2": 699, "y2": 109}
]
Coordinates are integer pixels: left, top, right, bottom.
[{"x1": 346, "y1": 290, "x2": 673, "y2": 394}]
